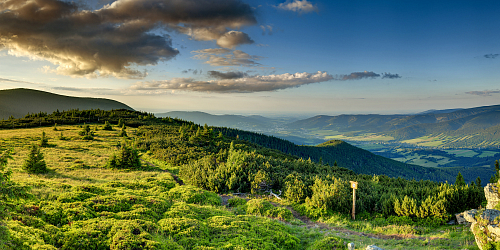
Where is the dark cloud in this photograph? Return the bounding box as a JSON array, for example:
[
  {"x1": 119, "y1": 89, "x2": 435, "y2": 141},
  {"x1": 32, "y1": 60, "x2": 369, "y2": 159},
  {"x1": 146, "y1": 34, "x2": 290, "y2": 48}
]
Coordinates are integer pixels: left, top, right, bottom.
[
  {"x1": 465, "y1": 90, "x2": 500, "y2": 96},
  {"x1": 208, "y1": 71, "x2": 248, "y2": 79},
  {"x1": 131, "y1": 71, "x2": 333, "y2": 93},
  {"x1": 382, "y1": 73, "x2": 401, "y2": 79},
  {"x1": 0, "y1": 0, "x2": 257, "y2": 78},
  {"x1": 484, "y1": 54, "x2": 499, "y2": 59},
  {"x1": 340, "y1": 71, "x2": 380, "y2": 80}
]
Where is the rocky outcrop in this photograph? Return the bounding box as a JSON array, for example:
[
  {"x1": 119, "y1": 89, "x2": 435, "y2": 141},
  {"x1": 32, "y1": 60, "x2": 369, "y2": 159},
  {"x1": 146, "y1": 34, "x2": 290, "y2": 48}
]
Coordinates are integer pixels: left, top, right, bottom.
[
  {"x1": 457, "y1": 183, "x2": 500, "y2": 250},
  {"x1": 485, "y1": 183, "x2": 500, "y2": 209}
]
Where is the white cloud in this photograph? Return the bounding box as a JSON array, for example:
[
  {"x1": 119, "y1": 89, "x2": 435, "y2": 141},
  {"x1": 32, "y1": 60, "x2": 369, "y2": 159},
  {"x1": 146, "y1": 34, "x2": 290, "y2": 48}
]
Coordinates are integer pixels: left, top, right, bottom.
[
  {"x1": 130, "y1": 71, "x2": 333, "y2": 93},
  {"x1": 276, "y1": 0, "x2": 318, "y2": 14}
]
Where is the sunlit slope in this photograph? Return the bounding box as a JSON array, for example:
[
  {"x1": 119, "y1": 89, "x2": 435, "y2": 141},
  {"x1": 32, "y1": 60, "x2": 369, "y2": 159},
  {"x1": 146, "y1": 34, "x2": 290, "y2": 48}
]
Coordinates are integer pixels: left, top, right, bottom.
[{"x1": 0, "y1": 88, "x2": 133, "y2": 119}]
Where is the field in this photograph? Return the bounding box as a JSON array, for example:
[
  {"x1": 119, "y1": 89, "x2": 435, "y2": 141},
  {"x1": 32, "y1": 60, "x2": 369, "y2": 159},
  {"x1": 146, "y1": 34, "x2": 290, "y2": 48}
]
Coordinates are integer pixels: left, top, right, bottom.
[{"x1": 0, "y1": 123, "x2": 482, "y2": 249}]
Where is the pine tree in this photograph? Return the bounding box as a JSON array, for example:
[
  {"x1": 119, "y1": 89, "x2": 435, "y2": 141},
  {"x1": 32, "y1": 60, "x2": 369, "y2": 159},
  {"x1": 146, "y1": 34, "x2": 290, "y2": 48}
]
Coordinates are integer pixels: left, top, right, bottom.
[
  {"x1": 23, "y1": 144, "x2": 47, "y2": 174},
  {"x1": 106, "y1": 143, "x2": 141, "y2": 169},
  {"x1": 119, "y1": 125, "x2": 127, "y2": 137},
  {"x1": 103, "y1": 121, "x2": 113, "y2": 131},
  {"x1": 40, "y1": 131, "x2": 49, "y2": 147},
  {"x1": 455, "y1": 172, "x2": 466, "y2": 186},
  {"x1": 490, "y1": 160, "x2": 500, "y2": 183},
  {"x1": 118, "y1": 118, "x2": 124, "y2": 128}
]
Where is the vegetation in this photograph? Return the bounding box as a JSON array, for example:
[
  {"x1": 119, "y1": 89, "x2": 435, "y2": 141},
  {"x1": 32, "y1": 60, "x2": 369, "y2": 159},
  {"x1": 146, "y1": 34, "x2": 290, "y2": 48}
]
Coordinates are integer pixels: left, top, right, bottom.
[
  {"x1": 0, "y1": 109, "x2": 489, "y2": 249},
  {"x1": 22, "y1": 144, "x2": 48, "y2": 174}
]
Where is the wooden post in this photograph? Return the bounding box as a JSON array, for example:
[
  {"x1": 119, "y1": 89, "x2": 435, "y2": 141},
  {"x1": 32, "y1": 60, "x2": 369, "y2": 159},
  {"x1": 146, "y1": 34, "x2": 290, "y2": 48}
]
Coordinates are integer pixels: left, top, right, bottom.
[{"x1": 350, "y1": 181, "x2": 358, "y2": 220}]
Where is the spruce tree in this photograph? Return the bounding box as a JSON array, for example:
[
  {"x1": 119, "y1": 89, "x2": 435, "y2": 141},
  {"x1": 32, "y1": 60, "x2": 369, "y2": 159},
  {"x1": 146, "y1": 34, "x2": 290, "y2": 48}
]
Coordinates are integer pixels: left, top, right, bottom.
[
  {"x1": 455, "y1": 172, "x2": 466, "y2": 186},
  {"x1": 490, "y1": 160, "x2": 500, "y2": 183},
  {"x1": 23, "y1": 144, "x2": 47, "y2": 174},
  {"x1": 40, "y1": 131, "x2": 49, "y2": 147},
  {"x1": 103, "y1": 121, "x2": 113, "y2": 131}
]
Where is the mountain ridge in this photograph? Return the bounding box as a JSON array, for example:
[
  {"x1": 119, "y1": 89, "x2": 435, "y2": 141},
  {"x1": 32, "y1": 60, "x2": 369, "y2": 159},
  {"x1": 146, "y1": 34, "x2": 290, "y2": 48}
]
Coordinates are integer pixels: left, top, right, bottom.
[{"x1": 0, "y1": 88, "x2": 133, "y2": 119}]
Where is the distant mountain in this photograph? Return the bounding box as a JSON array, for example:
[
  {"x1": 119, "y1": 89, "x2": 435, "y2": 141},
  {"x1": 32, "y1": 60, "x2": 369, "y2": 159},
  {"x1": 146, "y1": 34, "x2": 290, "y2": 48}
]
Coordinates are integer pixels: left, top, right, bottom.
[
  {"x1": 156, "y1": 111, "x2": 274, "y2": 130},
  {"x1": 288, "y1": 104, "x2": 500, "y2": 133},
  {"x1": 416, "y1": 108, "x2": 464, "y2": 115},
  {"x1": 0, "y1": 88, "x2": 133, "y2": 119}
]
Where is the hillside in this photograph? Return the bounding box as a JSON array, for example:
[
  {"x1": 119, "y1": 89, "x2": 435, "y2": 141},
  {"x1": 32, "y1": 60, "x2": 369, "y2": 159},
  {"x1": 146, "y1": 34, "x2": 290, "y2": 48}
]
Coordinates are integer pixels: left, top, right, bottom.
[
  {"x1": 288, "y1": 104, "x2": 500, "y2": 133},
  {"x1": 156, "y1": 111, "x2": 277, "y2": 133},
  {"x1": 0, "y1": 88, "x2": 133, "y2": 119},
  {"x1": 0, "y1": 109, "x2": 484, "y2": 249}
]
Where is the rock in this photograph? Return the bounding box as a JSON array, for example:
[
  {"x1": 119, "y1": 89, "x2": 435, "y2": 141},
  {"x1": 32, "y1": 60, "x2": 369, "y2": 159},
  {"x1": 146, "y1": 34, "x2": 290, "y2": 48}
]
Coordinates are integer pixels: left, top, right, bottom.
[
  {"x1": 485, "y1": 183, "x2": 500, "y2": 209},
  {"x1": 456, "y1": 212, "x2": 467, "y2": 225},
  {"x1": 366, "y1": 245, "x2": 384, "y2": 250},
  {"x1": 347, "y1": 242, "x2": 355, "y2": 250},
  {"x1": 447, "y1": 219, "x2": 456, "y2": 225},
  {"x1": 463, "y1": 209, "x2": 478, "y2": 224},
  {"x1": 480, "y1": 209, "x2": 500, "y2": 223},
  {"x1": 487, "y1": 224, "x2": 500, "y2": 240}
]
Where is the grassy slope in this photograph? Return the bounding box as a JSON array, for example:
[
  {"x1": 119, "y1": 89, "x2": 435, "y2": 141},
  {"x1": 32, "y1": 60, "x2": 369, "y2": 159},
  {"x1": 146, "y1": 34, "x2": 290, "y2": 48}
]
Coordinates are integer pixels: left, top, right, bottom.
[
  {"x1": 0, "y1": 88, "x2": 133, "y2": 119},
  {"x1": 1, "y1": 124, "x2": 479, "y2": 249}
]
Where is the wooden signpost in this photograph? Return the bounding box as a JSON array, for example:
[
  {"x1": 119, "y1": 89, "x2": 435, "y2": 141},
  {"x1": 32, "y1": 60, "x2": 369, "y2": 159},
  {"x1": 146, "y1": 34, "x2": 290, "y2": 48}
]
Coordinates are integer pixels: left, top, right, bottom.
[{"x1": 350, "y1": 181, "x2": 358, "y2": 220}]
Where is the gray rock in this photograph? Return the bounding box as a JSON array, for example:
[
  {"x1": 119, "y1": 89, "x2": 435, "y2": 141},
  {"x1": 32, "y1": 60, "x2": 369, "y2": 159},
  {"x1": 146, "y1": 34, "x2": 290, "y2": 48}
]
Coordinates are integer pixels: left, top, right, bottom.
[
  {"x1": 456, "y1": 212, "x2": 467, "y2": 225},
  {"x1": 480, "y1": 209, "x2": 500, "y2": 223},
  {"x1": 366, "y1": 245, "x2": 384, "y2": 250},
  {"x1": 485, "y1": 183, "x2": 500, "y2": 209},
  {"x1": 487, "y1": 224, "x2": 500, "y2": 240},
  {"x1": 347, "y1": 242, "x2": 355, "y2": 250},
  {"x1": 464, "y1": 209, "x2": 478, "y2": 223}
]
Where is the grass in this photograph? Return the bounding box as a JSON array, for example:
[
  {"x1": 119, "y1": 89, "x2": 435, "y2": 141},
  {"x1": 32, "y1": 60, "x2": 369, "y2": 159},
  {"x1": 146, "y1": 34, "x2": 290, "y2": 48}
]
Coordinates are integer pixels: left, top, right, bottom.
[{"x1": 0, "y1": 124, "x2": 483, "y2": 249}]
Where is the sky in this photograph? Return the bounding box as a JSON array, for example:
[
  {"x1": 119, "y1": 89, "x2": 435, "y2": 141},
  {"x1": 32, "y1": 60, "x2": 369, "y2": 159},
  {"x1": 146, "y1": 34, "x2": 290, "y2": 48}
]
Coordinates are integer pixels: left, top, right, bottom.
[{"x1": 1, "y1": 0, "x2": 500, "y2": 116}]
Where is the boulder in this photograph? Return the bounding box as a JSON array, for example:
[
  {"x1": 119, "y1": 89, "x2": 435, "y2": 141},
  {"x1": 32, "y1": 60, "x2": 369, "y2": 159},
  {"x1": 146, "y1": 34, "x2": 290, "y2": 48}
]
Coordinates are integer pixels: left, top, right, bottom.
[
  {"x1": 456, "y1": 209, "x2": 478, "y2": 225},
  {"x1": 480, "y1": 209, "x2": 500, "y2": 224},
  {"x1": 485, "y1": 183, "x2": 500, "y2": 209},
  {"x1": 347, "y1": 242, "x2": 355, "y2": 250}
]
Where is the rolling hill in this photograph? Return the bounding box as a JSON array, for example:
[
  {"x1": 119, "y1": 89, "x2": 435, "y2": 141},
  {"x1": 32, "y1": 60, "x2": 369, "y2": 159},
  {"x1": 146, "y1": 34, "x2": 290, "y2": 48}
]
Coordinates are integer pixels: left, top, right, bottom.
[{"x1": 0, "y1": 88, "x2": 133, "y2": 119}]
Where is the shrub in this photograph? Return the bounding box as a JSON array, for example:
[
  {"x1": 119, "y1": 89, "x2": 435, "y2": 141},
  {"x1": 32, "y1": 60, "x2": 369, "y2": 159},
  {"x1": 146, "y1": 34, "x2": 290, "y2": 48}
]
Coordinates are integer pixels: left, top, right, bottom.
[
  {"x1": 103, "y1": 121, "x2": 113, "y2": 131},
  {"x1": 106, "y1": 144, "x2": 141, "y2": 169},
  {"x1": 246, "y1": 199, "x2": 274, "y2": 216},
  {"x1": 228, "y1": 197, "x2": 247, "y2": 207},
  {"x1": 23, "y1": 144, "x2": 47, "y2": 174},
  {"x1": 167, "y1": 185, "x2": 221, "y2": 206},
  {"x1": 40, "y1": 132, "x2": 49, "y2": 147},
  {"x1": 309, "y1": 236, "x2": 346, "y2": 250}
]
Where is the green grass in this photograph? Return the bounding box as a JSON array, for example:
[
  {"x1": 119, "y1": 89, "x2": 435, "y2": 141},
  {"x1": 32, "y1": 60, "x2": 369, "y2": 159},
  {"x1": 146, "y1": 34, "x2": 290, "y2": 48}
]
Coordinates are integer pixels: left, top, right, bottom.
[
  {"x1": 444, "y1": 150, "x2": 479, "y2": 158},
  {"x1": 1, "y1": 124, "x2": 483, "y2": 249}
]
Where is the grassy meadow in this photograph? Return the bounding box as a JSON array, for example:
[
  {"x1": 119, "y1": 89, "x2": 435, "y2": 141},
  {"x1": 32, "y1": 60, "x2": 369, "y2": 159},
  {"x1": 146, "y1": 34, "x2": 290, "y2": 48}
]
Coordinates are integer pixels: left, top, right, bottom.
[{"x1": 0, "y1": 122, "x2": 483, "y2": 249}]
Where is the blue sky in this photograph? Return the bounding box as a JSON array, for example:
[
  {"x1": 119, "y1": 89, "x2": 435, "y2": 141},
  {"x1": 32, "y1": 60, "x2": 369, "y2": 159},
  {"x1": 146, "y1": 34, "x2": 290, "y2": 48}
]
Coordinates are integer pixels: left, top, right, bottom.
[{"x1": 1, "y1": 0, "x2": 499, "y2": 115}]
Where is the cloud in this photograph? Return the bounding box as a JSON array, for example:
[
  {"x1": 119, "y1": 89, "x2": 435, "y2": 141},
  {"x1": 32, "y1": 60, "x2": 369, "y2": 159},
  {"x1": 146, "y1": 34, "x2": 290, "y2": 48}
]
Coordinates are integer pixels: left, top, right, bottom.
[
  {"x1": 182, "y1": 69, "x2": 202, "y2": 75},
  {"x1": 192, "y1": 49, "x2": 263, "y2": 67},
  {"x1": 465, "y1": 90, "x2": 500, "y2": 96},
  {"x1": 260, "y1": 25, "x2": 273, "y2": 35},
  {"x1": 381, "y1": 73, "x2": 402, "y2": 79},
  {"x1": 0, "y1": 78, "x2": 40, "y2": 84},
  {"x1": 216, "y1": 31, "x2": 254, "y2": 49},
  {"x1": 130, "y1": 71, "x2": 333, "y2": 93},
  {"x1": 276, "y1": 0, "x2": 318, "y2": 14},
  {"x1": 484, "y1": 54, "x2": 499, "y2": 59},
  {"x1": 208, "y1": 71, "x2": 248, "y2": 79},
  {"x1": 340, "y1": 71, "x2": 380, "y2": 80},
  {"x1": 0, "y1": 0, "x2": 257, "y2": 78}
]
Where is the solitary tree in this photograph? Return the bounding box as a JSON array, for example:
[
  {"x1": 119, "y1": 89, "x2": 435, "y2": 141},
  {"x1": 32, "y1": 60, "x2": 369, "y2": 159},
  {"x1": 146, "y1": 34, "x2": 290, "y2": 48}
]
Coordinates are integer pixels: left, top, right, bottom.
[
  {"x1": 40, "y1": 131, "x2": 49, "y2": 147},
  {"x1": 103, "y1": 121, "x2": 113, "y2": 131},
  {"x1": 23, "y1": 144, "x2": 47, "y2": 174}
]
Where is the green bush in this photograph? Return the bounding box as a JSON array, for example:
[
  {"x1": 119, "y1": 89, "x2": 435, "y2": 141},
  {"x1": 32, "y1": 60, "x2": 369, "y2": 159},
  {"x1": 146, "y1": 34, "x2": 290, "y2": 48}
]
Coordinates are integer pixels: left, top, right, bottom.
[
  {"x1": 103, "y1": 121, "x2": 113, "y2": 131},
  {"x1": 106, "y1": 144, "x2": 141, "y2": 169},
  {"x1": 167, "y1": 186, "x2": 221, "y2": 206},
  {"x1": 246, "y1": 199, "x2": 274, "y2": 216},
  {"x1": 308, "y1": 236, "x2": 346, "y2": 250},
  {"x1": 227, "y1": 197, "x2": 247, "y2": 207},
  {"x1": 23, "y1": 144, "x2": 47, "y2": 174}
]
